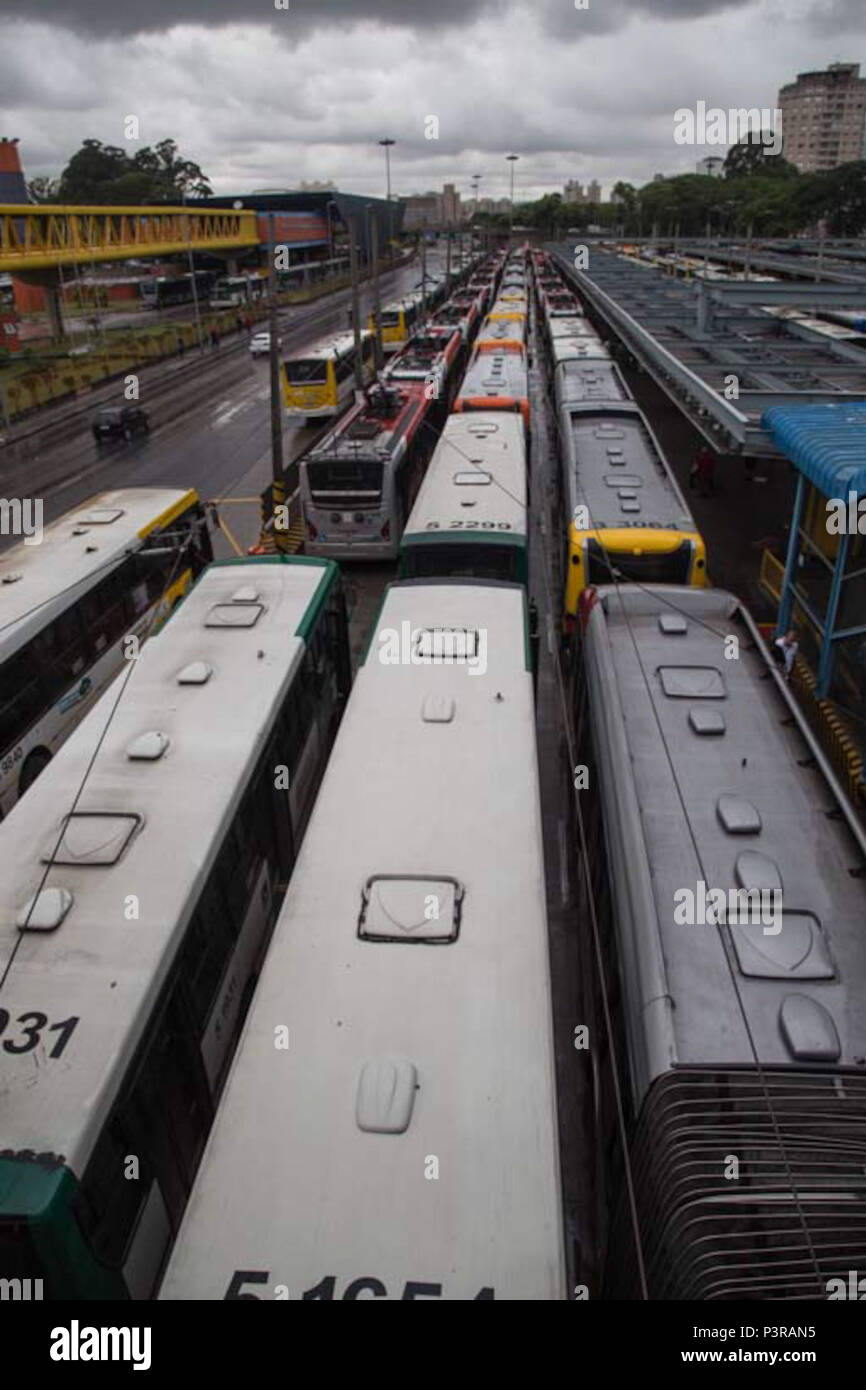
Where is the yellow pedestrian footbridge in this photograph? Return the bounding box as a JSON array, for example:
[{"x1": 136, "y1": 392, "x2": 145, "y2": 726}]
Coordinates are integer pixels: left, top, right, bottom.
[{"x1": 0, "y1": 204, "x2": 260, "y2": 272}]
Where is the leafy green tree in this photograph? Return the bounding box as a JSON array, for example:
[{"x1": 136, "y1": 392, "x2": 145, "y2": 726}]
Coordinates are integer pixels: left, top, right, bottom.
[
  {"x1": 724, "y1": 138, "x2": 797, "y2": 180},
  {"x1": 57, "y1": 137, "x2": 211, "y2": 204}
]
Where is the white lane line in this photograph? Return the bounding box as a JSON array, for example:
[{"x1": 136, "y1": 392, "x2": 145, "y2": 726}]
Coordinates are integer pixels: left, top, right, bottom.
[
  {"x1": 213, "y1": 401, "x2": 253, "y2": 428},
  {"x1": 558, "y1": 816, "x2": 570, "y2": 907}
]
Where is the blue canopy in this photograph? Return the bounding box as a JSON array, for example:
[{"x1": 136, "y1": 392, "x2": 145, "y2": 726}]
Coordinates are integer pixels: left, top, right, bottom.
[{"x1": 763, "y1": 402, "x2": 866, "y2": 499}]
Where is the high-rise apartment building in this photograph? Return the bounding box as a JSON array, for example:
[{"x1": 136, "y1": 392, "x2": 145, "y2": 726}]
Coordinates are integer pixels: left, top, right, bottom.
[{"x1": 778, "y1": 62, "x2": 866, "y2": 172}]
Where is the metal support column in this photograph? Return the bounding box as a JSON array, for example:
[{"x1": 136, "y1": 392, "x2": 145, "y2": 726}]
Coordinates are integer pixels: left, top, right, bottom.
[
  {"x1": 776, "y1": 472, "x2": 807, "y2": 637},
  {"x1": 817, "y1": 531, "x2": 850, "y2": 697}
]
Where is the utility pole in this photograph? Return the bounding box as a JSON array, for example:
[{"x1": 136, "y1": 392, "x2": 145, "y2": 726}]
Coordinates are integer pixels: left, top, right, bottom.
[
  {"x1": 420, "y1": 229, "x2": 427, "y2": 322},
  {"x1": 347, "y1": 215, "x2": 364, "y2": 390},
  {"x1": 370, "y1": 209, "x2": 383, "y2": 370},
  {"x1": 445, "y1": 226, "x2": 452, "y2": 288},
  {"x1": 506, "y1": 153, "x2": 519, "y2": 244},
  {"x1": 379, "y1": 138, "x2": 396, "y2": 266},
  {"x1": 267, "y1": 213, "x2": 286, "y2": 550},
  {"x1": 182, "y1": 191, "x2": 205, "y2": 355}
]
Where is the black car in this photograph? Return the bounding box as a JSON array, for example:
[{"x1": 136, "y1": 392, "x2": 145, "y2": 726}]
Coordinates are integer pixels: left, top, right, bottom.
[{"x1": 92, "y1": 405, "x2": 150, "y2": 444}]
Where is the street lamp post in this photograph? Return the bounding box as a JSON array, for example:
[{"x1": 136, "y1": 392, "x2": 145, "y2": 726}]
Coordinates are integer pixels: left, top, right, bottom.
[
  {"x1": 379, "y1": 138, "x2": 396, "y2": 264},
  {"x1": 506, "y1": 154, "x2": 519, "y2": 245}
]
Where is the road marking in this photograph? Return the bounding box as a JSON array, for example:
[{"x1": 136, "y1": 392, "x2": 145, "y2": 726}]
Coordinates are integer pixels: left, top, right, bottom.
[
  {"x1": 213, "y1": 401, "x2": 252, "y2": 427},
  {"x1": 547, "y1": 613, "x2": 555, "y2": 656},
  {"x1": 558, "y1": 817, "x2": 570, "y2": 907}
]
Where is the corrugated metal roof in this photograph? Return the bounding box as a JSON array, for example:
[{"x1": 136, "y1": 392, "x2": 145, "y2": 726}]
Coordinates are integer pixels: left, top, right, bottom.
[{"x1": 763, "y1": 402, "x2": 866, "y2": 498}]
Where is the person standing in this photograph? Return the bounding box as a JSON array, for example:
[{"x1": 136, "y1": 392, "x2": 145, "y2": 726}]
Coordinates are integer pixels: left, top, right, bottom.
[{"x1": 773, "y1": 629, "x2": 799, "y2": 681}]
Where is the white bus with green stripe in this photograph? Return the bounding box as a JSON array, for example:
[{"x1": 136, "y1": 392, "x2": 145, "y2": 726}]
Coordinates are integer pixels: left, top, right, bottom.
[
  {"x1": 0, "y1": 555, "x2": 350, "y2": 1299},
  {"x1": 398, "y1": 413, "x2": 528, "y2": 586},
  {"x1": 161, "y1": 579, "x2": 565, "y2": 1300}
]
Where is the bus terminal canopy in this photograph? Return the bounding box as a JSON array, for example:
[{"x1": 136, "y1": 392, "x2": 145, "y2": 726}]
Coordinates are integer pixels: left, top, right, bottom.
[
  {"x1": 763, "y1": 401, "x2": 866, "y2": 501},
  {"x1": 763, "y1": 400, "x2": 866, "y2": 698}
]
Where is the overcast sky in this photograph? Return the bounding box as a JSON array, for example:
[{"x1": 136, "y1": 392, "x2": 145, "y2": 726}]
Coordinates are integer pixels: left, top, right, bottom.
[{"x1": 2, "y1": 0, "x2": 864, "y2": 201}]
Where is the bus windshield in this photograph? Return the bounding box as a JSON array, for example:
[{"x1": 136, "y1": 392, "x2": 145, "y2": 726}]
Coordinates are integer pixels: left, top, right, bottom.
[
  {"x1": 287, "y1": 359, "x2": 329, "y2": 385},
  {"x1": 307, "y1": 458, "x2": 383, "y2": 496}
]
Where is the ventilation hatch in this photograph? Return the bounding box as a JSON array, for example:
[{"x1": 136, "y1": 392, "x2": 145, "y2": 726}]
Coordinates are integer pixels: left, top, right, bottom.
[
  {"x1": 356, "y1": 1058, "x2": 418, "y2": 1134},
  {"x1": 177, "y1": 661, "x2": 213, "y2": 685},
  {"x1": 358, "y1": 875, "x2": 463, "y2": 943},
  {"x1": 127, "y1": 731, "x2": 170, "y2": 761},
  {"x1": 17, "y1": 887, "x2": 73, "y2": 932},
  {"x1": 42, "y1": 812, "x2": 141, "y2": 866}
]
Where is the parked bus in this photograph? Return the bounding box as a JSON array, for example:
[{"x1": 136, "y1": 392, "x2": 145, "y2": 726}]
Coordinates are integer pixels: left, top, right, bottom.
[
  {"x1": 0, "y1": 488, "x2": 211, "y2": 817},
  {"x1": 570, "y1": 583, "x2": 866, "y2": 1298},
  {"x1": 282, "y1": 331, "x2": 376, "y2": 424},
  {"x1": 0, "y1": 555, "x2": 351, "y2": 1298},
  {"x1": 398, "y1": 412, "x2": 528, "y2": 585},
  {"x1": 209, "y1": 274, "x2": 266, "y2": 310},
  {"x1": 560, "y1": 400, "x2": 706, "y2": 632},
  {"x1": 161, "y1": 579, "x2": 565, "y2": 1301},
  {"x1": 299, "y1": 379, "x2": 437, "y2": 559},
  {"x1": 368, "y1": 294, "x2": 422, "y2": 353},
  {"x1": 140, "y1": 271, "x2": 215, "y2": 310},
  {"x1": 475, "y1": 316, "x2": 526, "y2": 353},
  {"x1": 453, "y1": 345, "x2": 530, "y2": 431}
]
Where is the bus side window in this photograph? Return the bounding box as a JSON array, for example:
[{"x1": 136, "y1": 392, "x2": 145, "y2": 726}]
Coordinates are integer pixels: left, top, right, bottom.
[
  {"x1": 39, "y1": 607, "x2": 90, "y2": 689},
  {"x1": 0, "y1": 643, "x2": 44, "y2": 750},
  {"x1": 212, "y1": 821, "x2": 247, "y2": 925},
  {"x1": 182, "y1": 878, "x2": 234, "y2": 1032},
  {"x1": 73, "y1": 1113, "x2": 153, "y2": 1270},
  {"x1": 81, "y1": 570, "x2": 130, "y2": 656}
]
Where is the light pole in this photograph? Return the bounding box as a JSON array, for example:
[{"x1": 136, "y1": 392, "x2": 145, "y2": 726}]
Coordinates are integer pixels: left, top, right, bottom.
[
  {"x1": 379, "y1": 138, "x2": 395, "y2": 264},
  {"x1": 506, "y1": 154, "x2": 519, "y2": 244}
]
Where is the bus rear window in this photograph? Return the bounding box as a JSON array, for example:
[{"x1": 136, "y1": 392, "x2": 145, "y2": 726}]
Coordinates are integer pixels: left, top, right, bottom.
[
  {"x1": 286, "y1": 360, "x2": 329, "y2": 385},
  {"x1": 381, "y1": 312, "x2": 401, "y2": 328},
  {"x1": 404, "y1": 543, "x2": 518, "y2": 583},
  {"x1": 307, "y1": 459, "x2": 384, "y2": 495}
]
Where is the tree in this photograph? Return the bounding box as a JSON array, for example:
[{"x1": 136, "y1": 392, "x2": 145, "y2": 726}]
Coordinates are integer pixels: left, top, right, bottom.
[
  {"x1": 57, "y1": 137, "x2": 212, "y2": 204},
  {"x1": 724, "y1": 138, "x2": 797, "y2": 180}
]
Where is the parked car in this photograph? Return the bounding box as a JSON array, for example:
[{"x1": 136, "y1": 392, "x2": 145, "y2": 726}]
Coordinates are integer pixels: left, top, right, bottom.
[
  {"x1": 92, "y1": 405, "x2": 149, "y2": 444},
  {"x1": 249, "y1": 331, "x2": 281, "y2": 357}
]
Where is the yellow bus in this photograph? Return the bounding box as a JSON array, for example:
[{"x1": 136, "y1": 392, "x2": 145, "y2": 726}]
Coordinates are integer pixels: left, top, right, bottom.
[
  {"x1": 367, "y1": 294, "x2": 423, "y2": 353},
  {"x1": 0, "y1": 488, "x2": 211, "y2": 815},
  {"x1": 282, "y1": 330, "x2": 376, "y2": 423},
  {"x1": 560, "y1": 397, "x2": 707, "y2": 633}
]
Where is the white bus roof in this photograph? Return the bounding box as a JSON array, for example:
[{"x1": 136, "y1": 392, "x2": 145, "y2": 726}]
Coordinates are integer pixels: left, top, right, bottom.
[
  {"x1": 0, "y1": 556, "x2": 337, "y2": 1177},
  {"x1": 286, "y1": 329, "x2": 371, "y2": 363},
  {"x1": 0, "y1": 488, "x2": 196, "y2": 661},
  {"x1": 552, "y1": 336, "x2": 611, "y2": 364},
  {"x1": 457, "y1": 348, "x2": 528, "y2": 401},
  {"x1": 162, "y1": 580, "x2": 564, "y2": 1301},
  {"x1": 402, "y1": 413, "x2": 527, "y2": 542}
]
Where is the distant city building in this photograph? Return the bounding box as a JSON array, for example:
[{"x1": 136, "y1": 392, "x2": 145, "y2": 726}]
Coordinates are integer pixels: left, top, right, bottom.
[
  {"x1": 404, "y1": 183, "x2": 467, "y2": 229},
  {"x1": 297, "y1": 179, "x2": 337, "y2": 191},
  {"x1": 696, "y1": 156, "x2": 725, "y2": 177},
  {"x1": 585, "y1": 180, "x2": 602, "y2": 204},
  {"x1": 441, "y1": 183, "x2": 461, "y2": 226},
  {"x1": 404, "y1": 192, "x2": 441, "y2": 230},
  {"x1": 564, "y1": 180, "x2": 584, "y2": 203},
  {"x1": 778, "y1": 62, "x2": 866, "y2": 171},
  {"x1": 652, "y1": 173, "x2": 666, "y2": 182}
]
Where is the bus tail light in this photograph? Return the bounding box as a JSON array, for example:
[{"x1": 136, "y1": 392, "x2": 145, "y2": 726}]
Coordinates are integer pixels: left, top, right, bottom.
[{"x1": 578, "y1": 587, "x2": 598, "y2": 630}]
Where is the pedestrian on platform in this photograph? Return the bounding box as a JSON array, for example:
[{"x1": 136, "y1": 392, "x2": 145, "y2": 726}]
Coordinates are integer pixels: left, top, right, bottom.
[{"x1": 773, "y1": 629, "x2": 799, "y2": 682}]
